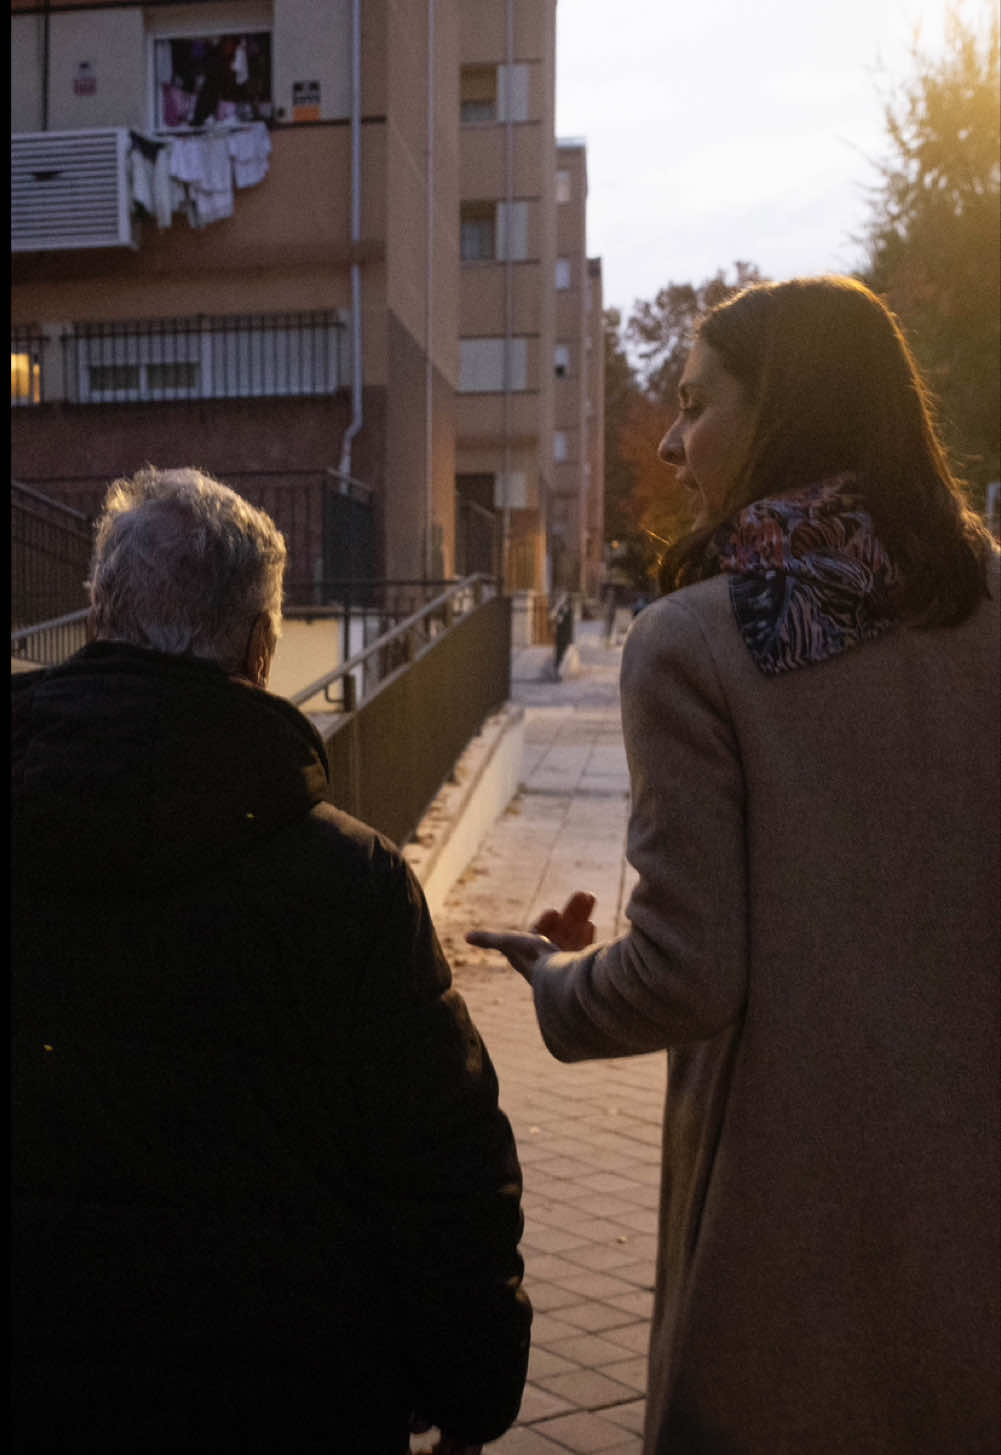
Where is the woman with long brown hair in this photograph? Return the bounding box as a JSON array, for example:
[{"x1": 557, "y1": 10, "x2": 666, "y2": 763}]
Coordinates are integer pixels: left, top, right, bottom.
[{"x1": 470, "y1": 277, "x2": 999, "y2": 1453}]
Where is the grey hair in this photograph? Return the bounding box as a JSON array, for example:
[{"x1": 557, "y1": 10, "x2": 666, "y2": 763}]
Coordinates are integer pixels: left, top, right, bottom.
[{"x1": 88, "y1": 466, "x2": 287, "y2": 671}]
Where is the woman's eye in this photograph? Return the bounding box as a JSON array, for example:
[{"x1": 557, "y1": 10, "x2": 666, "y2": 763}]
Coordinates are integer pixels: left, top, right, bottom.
[{"x1": 679, "y1": 402, "x2": 702, "y2": 419}]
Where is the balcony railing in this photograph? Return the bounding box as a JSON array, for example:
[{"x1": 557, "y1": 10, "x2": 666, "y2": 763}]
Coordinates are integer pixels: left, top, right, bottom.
[{"x1": 62, "y1": 312, "x2": 348, "y2": 404}]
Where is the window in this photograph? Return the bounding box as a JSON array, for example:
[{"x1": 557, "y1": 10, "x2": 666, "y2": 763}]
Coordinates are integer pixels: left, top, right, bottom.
[
  {"x1": 553, "y1": 431, "x2": 569, "y2": 463},
  {"x1": 460, "y1": 202, "x2": 495, "y2": 261},
  {"x1": 66, "y1": 313, "x2": 346, "y2": 403},
  {"x1": 11, "y1": 328, "x2": 43, "y2": 406},
  {"x1": 460, "y1": 66, "x2": 497, "y2": 122},
  {"x1": 556, "y1": 170, "x2": 571, "y2": 204},
  {"x1": 153, "y1": 31, "x2": 272, "y2": 129},
  {"x1": 459, "y1": 337, "x2": 528, "y2": 392},
  {"x1": 554, "y1": 344, "x2": 571, "y2": 378},
  {"x1": 555, "y1": 258, "x2": 572, "y2": 290},
  {"x1": 461, "y1": 63, "x2": 530, "y2": 122}
]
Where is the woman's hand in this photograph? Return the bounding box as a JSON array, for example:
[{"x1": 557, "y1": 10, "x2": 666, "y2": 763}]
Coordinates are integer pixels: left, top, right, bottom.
[{"x1": 466, "y1": 892, "x2": 596, "y2": 985}]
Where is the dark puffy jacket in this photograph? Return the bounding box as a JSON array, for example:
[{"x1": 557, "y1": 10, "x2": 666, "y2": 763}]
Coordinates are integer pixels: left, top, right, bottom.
[{"x1": 12, "y1": 643, "x2": 531, "y2": 1452}]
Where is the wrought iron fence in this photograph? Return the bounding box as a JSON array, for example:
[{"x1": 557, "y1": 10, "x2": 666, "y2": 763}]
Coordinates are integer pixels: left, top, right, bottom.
[
  {"x1": 11, "y1": 482, "x2": 93, "y2": 628},
  {"x1": 11, "y1": 472, "x2": 377, "y2": 608},
  {"x1": 60, "y1": 311, "x2": 348, "y2": 404}
]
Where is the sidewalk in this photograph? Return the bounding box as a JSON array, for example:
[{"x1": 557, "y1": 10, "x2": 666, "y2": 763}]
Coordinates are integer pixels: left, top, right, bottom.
[{"x1": 425, "y1": 615, "x2": 664, "y2": 1454}]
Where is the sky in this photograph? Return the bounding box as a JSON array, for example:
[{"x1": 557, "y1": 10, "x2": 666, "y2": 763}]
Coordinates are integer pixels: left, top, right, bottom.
[{"x1": 555, "y1": 0, "x2": 972, "y2": 315}]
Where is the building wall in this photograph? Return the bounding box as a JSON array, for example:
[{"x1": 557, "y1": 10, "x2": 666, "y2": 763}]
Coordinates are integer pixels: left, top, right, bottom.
[
  {"x1": 551, "y1": 140, "x2": 589, "y2": 592},
  {"x1": 585, "y1": 256, "x2": 606, "y2": 597},
  {"x1": 456, "y1": 0, "x2": 556, "y2": 593},
  {"x1": 10, "y1": 0, "x2": 464, "y2": 595}
]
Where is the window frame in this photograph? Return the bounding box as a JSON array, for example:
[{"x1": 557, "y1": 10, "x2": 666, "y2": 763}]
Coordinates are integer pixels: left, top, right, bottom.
[{"x1": 147, "y1": 24, "x2": 274, "y2": 132}]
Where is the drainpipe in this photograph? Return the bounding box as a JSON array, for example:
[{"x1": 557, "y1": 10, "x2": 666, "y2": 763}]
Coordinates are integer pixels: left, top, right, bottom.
[
  {"x1": 423, "y1": 0, "x2": 436, "y2": 580},
  {"x1": 41, "y1": 0, "x2": 51, "y2": 130},
  {"x1": 339, "y1": 0, "x2": 364, "y2": 482},
  {"x1": 501, "y1": 0, "x2": 514, "y2": 589}
]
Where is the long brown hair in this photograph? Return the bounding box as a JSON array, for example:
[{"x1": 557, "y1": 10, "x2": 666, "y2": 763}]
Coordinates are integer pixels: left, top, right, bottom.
[{"x1": 659, "y1": 276, "x2": 994, "y2": 625}]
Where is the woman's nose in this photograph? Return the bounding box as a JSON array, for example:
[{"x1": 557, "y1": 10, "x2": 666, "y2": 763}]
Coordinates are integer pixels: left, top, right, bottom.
[{"x1": 659, "y1": 420, "x2": 683, "y2": 464}]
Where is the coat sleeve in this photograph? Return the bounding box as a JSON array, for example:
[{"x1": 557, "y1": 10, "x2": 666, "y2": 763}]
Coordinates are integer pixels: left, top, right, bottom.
[
  {"x1": 347, "y1": 848, "x2": 531, "y2": 1444},
  {"x1": 532, "y1": 593, "x2": 748, "y2": 1058}
]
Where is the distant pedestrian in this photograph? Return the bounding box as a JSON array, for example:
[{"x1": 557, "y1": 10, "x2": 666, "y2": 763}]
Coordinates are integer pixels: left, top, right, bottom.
[
  {"x1": 12, "y1": 467, "x2": 531, "y2": 1453},
  {"x1": 470, "y1": 276, "x2": 1000, "y2": 1453},
  {"x1": 603, "y1": 582, "x2": 619, "y2": 644}
]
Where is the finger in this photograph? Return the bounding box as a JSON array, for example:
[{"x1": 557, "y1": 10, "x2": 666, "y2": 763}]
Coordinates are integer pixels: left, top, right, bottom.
[
  {"x1": 466, "y1": 930, "x2": 504, "y2": 949},
  {"x1": 563, "y1": 890, "x2": 596, "y2": 922},
  {"x1": 531, "y1": 907, "x2": 561, "y2": 936}
]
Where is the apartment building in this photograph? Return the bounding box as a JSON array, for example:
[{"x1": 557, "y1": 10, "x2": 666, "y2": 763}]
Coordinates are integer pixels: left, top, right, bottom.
[
  {"x1": 10, "y1": 0, "x2": 461, "y2": 595},
  {"x1": 551, "y1": 138, "x2": 603, "y2": 596},
  {"x1": 455, "y1": 0, "x2": 557, "y2": 594},
  {"x1": 11, "y1": 0, "x2": 602, "y2": 605}
]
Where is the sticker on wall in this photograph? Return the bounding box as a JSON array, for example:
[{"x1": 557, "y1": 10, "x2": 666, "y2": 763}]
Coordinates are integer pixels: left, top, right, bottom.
[
  {"x1": 73, "y1": 60, "x2": 97, "y2": 96},
  {"x1": 292, "y1": 80, "x2": 321, "y2": 123}
]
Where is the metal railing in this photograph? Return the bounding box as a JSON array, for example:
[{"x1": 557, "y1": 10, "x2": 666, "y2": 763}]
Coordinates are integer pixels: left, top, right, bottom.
[
  {"x1": 11, "y1": 608, "x2": 90, "y2": 668},
  {"x1": 296, "y1": 575, "x2": 510, "y2": 848},
  {"x1": 61, "y1": 312, "x2": 348, "y2": 404},
  {"x1": 11, "y1": 482, "x2": 93, "y2": 629}
]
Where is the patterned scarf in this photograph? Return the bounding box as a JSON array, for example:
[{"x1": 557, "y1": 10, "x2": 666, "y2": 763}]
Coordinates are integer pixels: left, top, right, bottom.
[{"x1": 713, "y1": 474, "x2": 900, "y2": 675}]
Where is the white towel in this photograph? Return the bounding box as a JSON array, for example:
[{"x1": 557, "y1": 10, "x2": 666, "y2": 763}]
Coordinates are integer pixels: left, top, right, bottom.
[{"x1": 227, "y1": 123, "x2": 271, "y2": 189}]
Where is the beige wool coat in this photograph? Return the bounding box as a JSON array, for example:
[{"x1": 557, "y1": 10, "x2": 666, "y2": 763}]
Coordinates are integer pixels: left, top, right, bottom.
[{"x1": 533, "y1": 552, "x2": 1000, "y2": 1454}]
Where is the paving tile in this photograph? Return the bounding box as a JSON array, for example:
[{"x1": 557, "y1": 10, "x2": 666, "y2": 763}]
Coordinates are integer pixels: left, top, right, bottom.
[
  {"x1": 529, "y1": 1410, "x2": 639, "y2": 1452},
  {"x1": 600, "y1": 1322, "x2": 652, "y2": 1356},
  {"x1": 601, "y1": 1399, "x2": 646, "y2": 1434},
  {"x1": 529, "y1": 1346, "x2": 583, "y2": 1381},
  {"x1": 489, "y1": 1426, "x2": 574, "y2": 1452},
  {"x1": 528, "y1": 1280, "x2": 597, "y2": 1313},
  {"x1": 543, "y1": 1332, "x2": 644, "y2": 1368},
  {"x1": 535, "y1": 1369, "x2": 640, "y2": 1408},
  {"x1": 516, "y1": 1383, "x2": 576, "y2": 1424},
  {"x1": 600, "y1": 1358, "x2": 648, "y2": 1394},
  {"x1": 531, "y1": 1311, "x2": 592, "y2": 1346},
  {"x1": 547, "y1": 1301, "x2": 637, "y2": 1334}
]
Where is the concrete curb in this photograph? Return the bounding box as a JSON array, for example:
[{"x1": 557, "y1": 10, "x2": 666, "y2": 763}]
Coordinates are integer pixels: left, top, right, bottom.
[{"x1": 404, "y1": 701, "x2": 525, "y2": 919}]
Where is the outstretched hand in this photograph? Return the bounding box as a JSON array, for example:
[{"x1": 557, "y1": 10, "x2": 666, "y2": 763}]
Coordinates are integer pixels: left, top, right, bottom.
[{"x1": 466, "y1": 892, "x2": 596, "y2": 984}]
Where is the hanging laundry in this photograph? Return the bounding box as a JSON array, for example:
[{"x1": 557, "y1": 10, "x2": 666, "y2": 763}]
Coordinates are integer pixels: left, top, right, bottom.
[
  {"x1": 227, "y1": 122, "x2": 271, "y2": 189},
  {"x1": 232, "y1": 39, "x2": 249, "y2": 88},
  {"x1": 128, "y1": 131, "x2": 175, "y2": 230},
  {"x1": 168, "y1": 132, "x2": 234, "y2": 226}
]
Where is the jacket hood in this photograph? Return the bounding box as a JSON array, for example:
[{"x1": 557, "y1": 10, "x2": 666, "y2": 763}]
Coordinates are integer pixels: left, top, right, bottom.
[{"x1": 12, "y1": 642, "x2": 331, "y2": 892}]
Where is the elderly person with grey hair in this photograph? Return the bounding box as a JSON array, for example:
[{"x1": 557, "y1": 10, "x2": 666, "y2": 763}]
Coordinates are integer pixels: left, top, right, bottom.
[{"x1": 12, "y1": 467, "x2": 530, "y2": 1454}]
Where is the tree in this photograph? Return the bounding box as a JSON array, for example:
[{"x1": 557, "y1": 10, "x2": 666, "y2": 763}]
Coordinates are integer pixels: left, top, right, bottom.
[
  {"x1": 861, "y1": 3, "x2": 1000, "y2": 500},
  {"x1": 625, "y1": 261, "x2": 765, "y2": 405}
]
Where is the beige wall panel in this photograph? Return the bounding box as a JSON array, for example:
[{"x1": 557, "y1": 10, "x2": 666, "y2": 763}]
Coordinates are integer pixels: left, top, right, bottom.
[
  {"x1": 460, "y1": 0, "x2": 553, "y2": 64},
  {"x1": 11, "y1": 266, "x2": 351, "y2": 328},
  {"x1": 554, "y1": 378, "x2": 581, "y2": 430},
  {"x1": 459, "y1": 0, "x2": 505, "y2": 61},
  {"x1": 385, "y1": 0, "x2": 459, "y2": 385},
  {"x1": 273, "y1": 0, "x2": 351, "y2": 122},
  {"x1": 362, "y1": 0, "x2": 388, "y2": 114},
  {"x1": 11, "y1": 15, "x2": 44, "y2": 131},
  {"x1": 460, "y1": 262, "x2": 543, "y2": 336},
  {"x1": 460, "y1": 123, "x2": 544, "y2": 197},
  {"x1": 455, "y1": 390, "x2": 540, "y2": 445},
  {"x1": 556, "y1": 290, "x2": 584, "y2": 338},
  {"x1": 46, "y1": 7, "x2": 145, "y2": 131}
]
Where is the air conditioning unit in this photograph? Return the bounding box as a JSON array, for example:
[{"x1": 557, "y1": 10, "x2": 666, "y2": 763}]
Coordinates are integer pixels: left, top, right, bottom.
[{"x1": 11, "y1": 128, "x2": 134, "y2": 252}]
